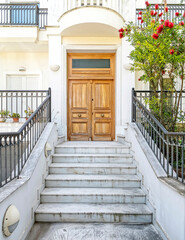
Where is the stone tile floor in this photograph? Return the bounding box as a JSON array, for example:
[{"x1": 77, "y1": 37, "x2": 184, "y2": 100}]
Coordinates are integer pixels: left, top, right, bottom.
[
  {"x1": 0, "y1": 122, "x2": 23, "y2": 132},
  {"x1": 26, "y1": 223, "x2": 163, "y2": 240}
]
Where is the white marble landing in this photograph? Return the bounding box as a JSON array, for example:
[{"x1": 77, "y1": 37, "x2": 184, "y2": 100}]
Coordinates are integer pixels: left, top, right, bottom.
[
  {"x1": 26, "y1": 223, "x2": 163, "y2": 240},
  {"x1": 0, "y1": 122, "x2": 23, "y2": 132}
]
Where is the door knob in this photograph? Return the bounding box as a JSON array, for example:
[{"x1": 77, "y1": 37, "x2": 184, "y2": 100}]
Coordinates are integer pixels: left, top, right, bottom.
[
  {"x1": 101, "y1": 114, "x2": 104, "y2": 118},
  {"x1": 78, "y1": 114, "x2": 82, "y2": 118}
]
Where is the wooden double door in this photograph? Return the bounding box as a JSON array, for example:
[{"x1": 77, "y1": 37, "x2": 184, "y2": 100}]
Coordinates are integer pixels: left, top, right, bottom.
[{"x1": 67, "y1": 53, "x2": 115, "y2": 141}]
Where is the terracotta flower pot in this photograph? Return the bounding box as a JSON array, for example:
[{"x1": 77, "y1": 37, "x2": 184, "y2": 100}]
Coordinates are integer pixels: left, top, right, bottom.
[
  {"x1": 0, "y1": 118, "x2": 5, "y2": 123},
  {"x1": 13, "y1": 117, "x2": 19, "y2": 123}
]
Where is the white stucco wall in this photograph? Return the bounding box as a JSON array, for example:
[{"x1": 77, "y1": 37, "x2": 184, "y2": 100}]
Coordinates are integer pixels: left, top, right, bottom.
[
  {"x1": 0, "y1": 52, "x2": 49, "y2": 90},
  {"x1": 0, "y1": 123, "x2": 58, "y2": 240},
  {"x1": 125, "y1": 124, "x2": 185, "y2": 240}
]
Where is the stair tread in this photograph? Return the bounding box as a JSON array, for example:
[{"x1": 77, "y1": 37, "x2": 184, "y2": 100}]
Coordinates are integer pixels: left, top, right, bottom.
[
  {"x1": 36, "y1": 203, "x2": 152, "y2": 215},
  {"x1": 41, "y1": 188, "x2": 145, "y2": 196},
  {"x1": 56, "y1": 142, "x2": 128, "y2": 148},
  {"x1": 49, "y1": 163, "x2": 136, "y2": 168},
  {"x1": 52, "y1": 153, "x2": 133, "y2": 157},
  {"x1": 46, "y1": 174, "x2": 140, "y2": 181}
]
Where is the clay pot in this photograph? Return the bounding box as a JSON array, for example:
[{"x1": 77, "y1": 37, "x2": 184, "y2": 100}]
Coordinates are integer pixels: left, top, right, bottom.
[{"x1": 13, "y1": 117, "x2": 19, "y2": 123}]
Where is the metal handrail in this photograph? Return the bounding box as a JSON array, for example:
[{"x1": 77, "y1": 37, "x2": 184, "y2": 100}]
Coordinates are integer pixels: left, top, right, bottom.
[
  {"x1": 0, "y1": 88, "x2": 51, "y2": 187},
  {"x1": 132, "y1": 88, "x2": 185, "y2": 184}
]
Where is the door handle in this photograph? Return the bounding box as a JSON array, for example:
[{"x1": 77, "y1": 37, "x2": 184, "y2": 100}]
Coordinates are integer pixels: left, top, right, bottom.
[
  {"x1": 78, "y1": 114, "x2": 82, "y2": 118},
  {"x1": 101, "y1": 114, "x2": 104, "y2": 118}
]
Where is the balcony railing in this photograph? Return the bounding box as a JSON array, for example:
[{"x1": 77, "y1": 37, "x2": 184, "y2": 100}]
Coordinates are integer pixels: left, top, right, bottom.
[
  {"x1": 136, "y1": 4, "x2": 185, "y2": 26},
  {"x1": 0, "y1": 4, "x2": 48, "y2": 29},
  {"x1": 132, "y1": 89, "x2": 185, "y2": 184},
  {"x1": 0, "y1": 89, "x2": 51, "y2": 187},
  {"x1": 60, "y1": 0, "x2": 124, "y2": 16}
]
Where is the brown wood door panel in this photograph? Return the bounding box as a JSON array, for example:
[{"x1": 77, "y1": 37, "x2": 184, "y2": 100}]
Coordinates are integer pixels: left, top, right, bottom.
[
  {"x1": 68, "y1": 80, "x2": 91, "y2": 141},
  {"x1": 92, "y1": 80, "x2": 114, "y2": 141},
  {"x1": 68, "y1": 53, "x2": 115, "y2": 141}
]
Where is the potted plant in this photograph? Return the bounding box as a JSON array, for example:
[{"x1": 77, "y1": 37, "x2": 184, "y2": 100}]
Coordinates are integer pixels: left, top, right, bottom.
[
  {"x1": 10, "y1": 113, "x2": 20, "y2": 122},
  {"x1": 24, "y1": 107, "x2": 34, "y2": 120},
  {"x1": 0, "y1": 110, "x2": 10, "y2": 122}
]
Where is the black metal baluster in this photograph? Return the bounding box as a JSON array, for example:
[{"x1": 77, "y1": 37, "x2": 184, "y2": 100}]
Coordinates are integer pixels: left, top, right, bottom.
[
  {"x1": 0, "y1": 137, "x2": 2, "y2": 187},
  {"x1": 5, "y1": 136, "x2": 7, "y2": 184},
  {"x1": 182, "y1": 136, "x2": 184, "y2": 183}
]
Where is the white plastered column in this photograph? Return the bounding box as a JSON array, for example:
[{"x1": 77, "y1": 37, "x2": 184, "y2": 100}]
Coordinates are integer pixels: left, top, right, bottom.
[
  {"x1": 115, "y1": 40, "x2": 135, "y2": 138},
  {"x1": 121, "y1": 38, "x2": 135, "y2": 123},
  {"x1": 115, "y1": 0, "x2": 135, "y2": 137},
  {"x1": 48, "y1": 35, "x2": 64, "y2": 136}
]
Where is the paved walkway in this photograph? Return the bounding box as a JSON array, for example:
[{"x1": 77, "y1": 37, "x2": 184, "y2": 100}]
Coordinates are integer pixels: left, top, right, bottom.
[{"x1": 26, "y1": 223, "x2": 163, "y2": 240}]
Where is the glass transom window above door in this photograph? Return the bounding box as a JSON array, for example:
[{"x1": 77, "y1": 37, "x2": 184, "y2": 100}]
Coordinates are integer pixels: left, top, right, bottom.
[
  {"x1": 72, "y1": 59, "x2": 110, "y2": 68},
  {"x1": 68, "y1": 53, "x2": 115, "y2": 78}
]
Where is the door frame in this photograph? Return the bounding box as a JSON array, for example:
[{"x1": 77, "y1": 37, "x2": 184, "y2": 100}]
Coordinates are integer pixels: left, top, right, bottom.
[{"x1": 67, "y1": 53, "x2": 115, "y2": 141}]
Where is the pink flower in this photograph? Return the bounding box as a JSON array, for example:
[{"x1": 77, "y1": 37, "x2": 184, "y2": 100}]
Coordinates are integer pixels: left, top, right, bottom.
[
  {"x1": 152, "y1": 33, "x2": 159, "y2": 40},
  {"x1": 161, "y1": 19, "x2": 164, "y2": 22},
  {"x1": 165, "y1": 7, "x2": 168, "y2": 12},
  {"x1": 145, "y1": 1, "x2": 150, "y2": 7},
  {"x1": 158, "y1": 12, "x2": 163, "y2": 17},
  {"x1": 155, "y1": 4, "x2": 159, "y2": 10},
  {"x1": 164, "y1": 20, "x2": 169, "y2": 27},
  {"x1": 150, "y1": 10, "x2": 154, "y2": 16},
  {"x1": 141, "y1": 20, "x2": 144, "y2": 24},
  {"x1": 119, "y1": 28, "x2": 124, "y2": 32},
  {"x1": 157, "y1": 24, "x2": 164, "y2": 33},
  {"x1": 168, "y1": 22, "x2": 174, "y2": 28},
  {"x1": 175, "y1": 12, "x2": 180, "y2": 17},
  {"x1": 169, "y1": 49, "x2": 175, "y2": 55},
  {"x1": 119, "y1": 33, "x2": 123, "y2": 39},
  {"x1": 138, "y1": 17, "x2": 142, "y2": 20},
  {"x1": 179, "y1": 21, "x2": 184, "y2": 26},
  {"x1": 139, "y1": 11, "x2": 142, "y2": 15}
]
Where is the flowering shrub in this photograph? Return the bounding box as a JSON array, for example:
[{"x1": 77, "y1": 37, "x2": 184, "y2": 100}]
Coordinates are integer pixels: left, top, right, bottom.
[{"x1": 119, "y1": 2, "x2": 185, "y2": 131}]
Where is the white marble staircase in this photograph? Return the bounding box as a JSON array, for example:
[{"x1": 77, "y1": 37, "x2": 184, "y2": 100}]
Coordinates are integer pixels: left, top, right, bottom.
[{"x1": 35, "y1": 141, "x2": 153, "y2": 224}]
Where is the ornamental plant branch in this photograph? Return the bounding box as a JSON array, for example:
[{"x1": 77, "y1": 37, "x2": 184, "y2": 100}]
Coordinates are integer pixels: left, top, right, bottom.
[{"x1": 119, "y1": 1, "x2": 185, "y2": 131}]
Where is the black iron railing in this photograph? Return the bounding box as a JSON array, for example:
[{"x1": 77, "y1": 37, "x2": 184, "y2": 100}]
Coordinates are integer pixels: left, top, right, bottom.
[
  {"x1": 0, "y1": 4, "x2": 48, "y2": 29},
  {"x1": 132, "y1": 89, "x2": 185, "y2": 184},
  {"x1": 0, "y1": 89, "x2": 51, "y2": 187},
  {"x1": 0, "y1": 90, "x2": 48, "y2": 120},
  {"x1": 136, "y1": 4, "x2": 185, "y2": 26}
]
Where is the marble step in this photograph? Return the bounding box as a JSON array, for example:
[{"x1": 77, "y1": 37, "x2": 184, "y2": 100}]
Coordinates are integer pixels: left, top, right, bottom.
[
  {"x1": 40, "y1": 188, "x2": 146, "y2": 204},
  {"x1": 35, "y1": 203, "x2": 152, "y2": 224},
  {"x1": 55, "y1": 145, "x2": 130, "y2": 154},
  {"x1": 52, "y1": 154, "x2": 133, "y2": 163},
  {"x1": 46, "y1": 174, "x2": 141, "y2": 188},
  {"x1": 49, "y1": 163, "x2": 137, "y2": 175}
]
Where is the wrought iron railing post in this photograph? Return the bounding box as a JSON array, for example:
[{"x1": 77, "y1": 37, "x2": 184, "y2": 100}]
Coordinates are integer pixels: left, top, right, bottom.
[
  {"x1": 48, "y1": 88, "x2": 51, "y2": 122},
  {"x1": 181, "y1": 136, "x2": 184, "y2": 183},
  {"x1": 132, "y1": 88, "x2": 136, "y2": 122},
  {"x1": 36, "y1": 4, "x2": 40, "y2": 26}
]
